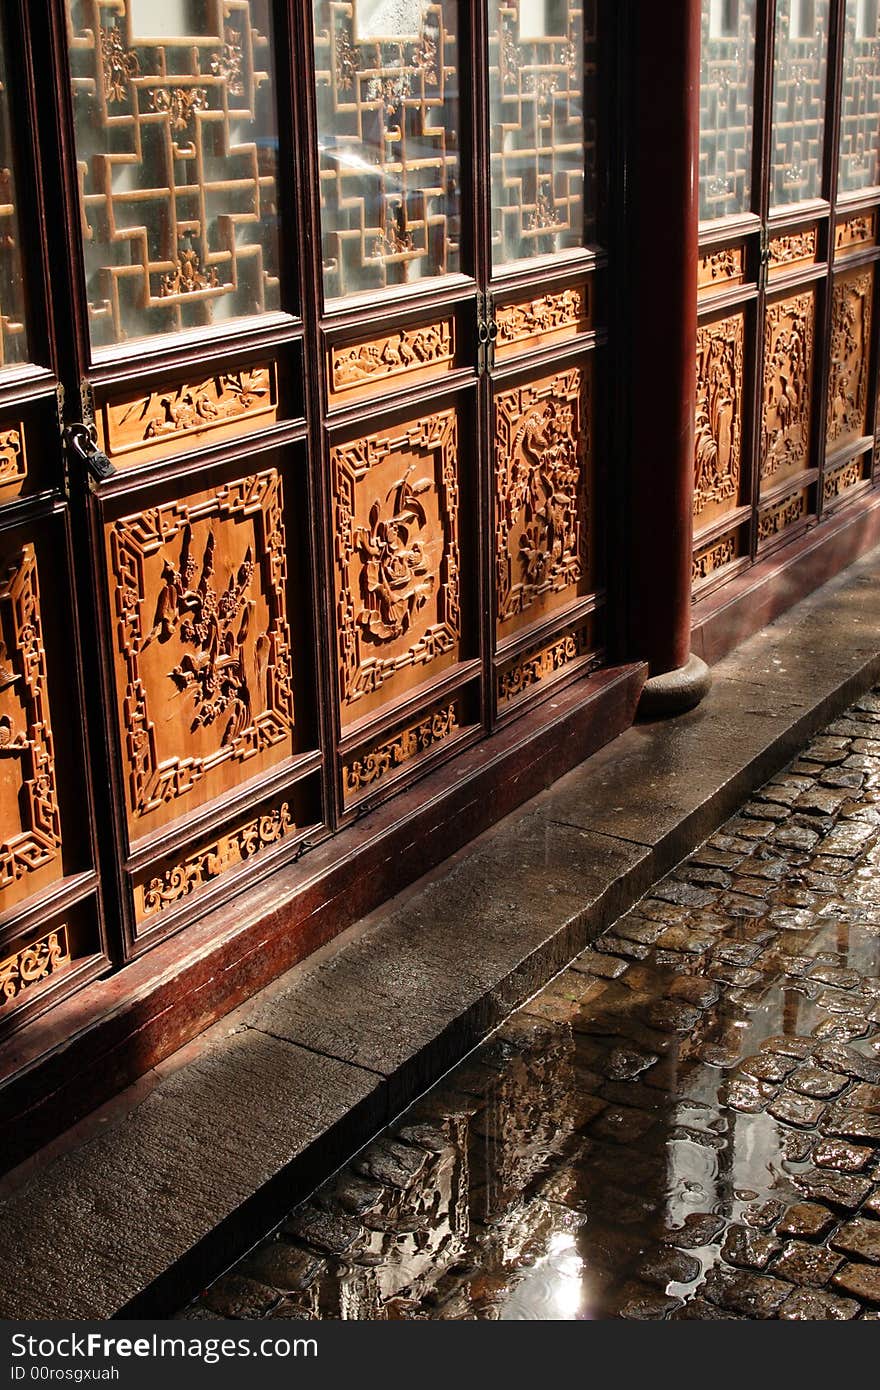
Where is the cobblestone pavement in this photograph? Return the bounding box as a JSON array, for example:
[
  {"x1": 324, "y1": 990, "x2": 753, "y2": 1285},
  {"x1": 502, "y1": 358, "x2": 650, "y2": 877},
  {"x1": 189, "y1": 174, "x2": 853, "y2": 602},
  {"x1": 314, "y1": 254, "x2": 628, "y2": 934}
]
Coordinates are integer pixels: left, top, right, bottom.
[{"x1": 182, "y1": 688, "x2": 880, "y2": 1320}]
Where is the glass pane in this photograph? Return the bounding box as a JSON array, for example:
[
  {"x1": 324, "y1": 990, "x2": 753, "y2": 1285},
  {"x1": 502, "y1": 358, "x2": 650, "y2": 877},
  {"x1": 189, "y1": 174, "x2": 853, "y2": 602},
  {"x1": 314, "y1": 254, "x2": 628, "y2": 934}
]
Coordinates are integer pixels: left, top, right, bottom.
[
  {"x1": 838, "y1": 0, "x2": 880, "y2": 194},
  {"x1": 488, "y1": 0, "x2": 596, "y2": 267},
  {"x1": 0, "y1": 11, "x2": 29, "y2": 368},
  {"x1": 699, "y1": 0, "x2": 758, "y2": 222},
  {"x1": 66, "y1": 1, "x2": 281, "y2": 350},
  {"x1": 770, "y1": 0, "x2": 830, "y2": 207},
  {"x1": 312, "y1": 0, "x2": 461, "y2": 301}
]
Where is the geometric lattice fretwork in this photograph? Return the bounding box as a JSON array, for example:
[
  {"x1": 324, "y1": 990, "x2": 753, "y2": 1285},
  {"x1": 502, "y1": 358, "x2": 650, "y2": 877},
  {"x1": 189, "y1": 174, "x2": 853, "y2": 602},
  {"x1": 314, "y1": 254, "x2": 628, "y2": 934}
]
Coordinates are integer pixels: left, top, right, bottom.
[
  {"x1": 699, "y1": 0, "x2": 757, "y2": 222},
  {"x1": 488, "y1": 0, "x2": 595, "y2": 266},
  {"x1": 838, "y1": 0, "x2": 880, "y2": 195},
  {"x1": 66, "y1": 0, "x2": 280, "y2": 349},
  {"x1": 770, "y1": 0, "x2": 830, "y2": 207},
  {"x1": 313, "y1": 0, "x2": 461, "y2": 301},
  {"x1": 0, "y1": 9, "x2": 29, "y2": 368}
]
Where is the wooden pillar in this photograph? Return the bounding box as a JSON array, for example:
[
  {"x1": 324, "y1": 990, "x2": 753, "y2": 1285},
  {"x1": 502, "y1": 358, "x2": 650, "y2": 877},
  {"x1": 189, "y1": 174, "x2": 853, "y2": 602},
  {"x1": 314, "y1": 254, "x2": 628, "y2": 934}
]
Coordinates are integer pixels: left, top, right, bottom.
[{"x1": 626, "y1": 0, "x2": 710, "y2": 714}]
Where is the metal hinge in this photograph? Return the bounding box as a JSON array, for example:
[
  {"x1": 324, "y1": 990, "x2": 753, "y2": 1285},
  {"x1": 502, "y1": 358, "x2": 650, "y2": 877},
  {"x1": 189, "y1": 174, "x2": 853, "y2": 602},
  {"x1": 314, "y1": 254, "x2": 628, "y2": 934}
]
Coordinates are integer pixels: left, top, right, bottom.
[
  {"x1": 476, "y1": 290, "x2": 497, "y2": 375},
  {"x1": 758, "y1": 226, "x2": 772, "y2": 293}
]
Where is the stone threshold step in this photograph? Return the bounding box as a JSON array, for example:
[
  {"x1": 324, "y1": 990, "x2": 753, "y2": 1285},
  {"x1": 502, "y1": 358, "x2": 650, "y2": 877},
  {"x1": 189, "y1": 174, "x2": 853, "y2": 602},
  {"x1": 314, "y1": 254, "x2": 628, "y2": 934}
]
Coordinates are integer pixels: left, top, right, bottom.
[{"x1": 2, "y1": 545, "x2": 880, "y2": 1320}]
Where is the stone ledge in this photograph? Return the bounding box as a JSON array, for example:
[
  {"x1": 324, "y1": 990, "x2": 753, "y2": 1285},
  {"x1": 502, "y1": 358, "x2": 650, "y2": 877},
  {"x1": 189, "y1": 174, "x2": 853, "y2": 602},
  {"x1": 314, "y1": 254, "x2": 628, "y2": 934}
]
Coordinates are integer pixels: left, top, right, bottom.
[{"x1": 3, "y1": 544, "x2": 880, "y2": 1320}]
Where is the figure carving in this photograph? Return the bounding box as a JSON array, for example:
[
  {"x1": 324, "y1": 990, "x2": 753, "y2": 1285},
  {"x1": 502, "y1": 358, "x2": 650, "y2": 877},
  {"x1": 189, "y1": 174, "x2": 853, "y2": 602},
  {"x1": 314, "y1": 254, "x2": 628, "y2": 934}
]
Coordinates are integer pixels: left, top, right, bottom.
[{"x1": 694, "y1": 317, "x2": 742, "y2": 517}]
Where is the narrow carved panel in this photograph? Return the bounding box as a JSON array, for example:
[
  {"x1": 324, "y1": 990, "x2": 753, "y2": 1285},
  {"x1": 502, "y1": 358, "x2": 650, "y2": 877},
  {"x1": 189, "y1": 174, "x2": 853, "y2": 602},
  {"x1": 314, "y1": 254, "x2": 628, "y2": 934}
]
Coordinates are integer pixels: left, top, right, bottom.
[
  {"x1": 109, "y1": 469, "x2": 295, "y2": 832},
  {"x1": 698, "y1": 246, "x2": 746, "y2": 292},
  {"x1": 836, "y1": 213, "x2": 877, "y2": 254},
  {"x1": 761, "y1": 291, "x2": 815, "y2": 487},
  {"x1": 135, "y1": 799, "x2": 296, "y2": 923},
  {"x1": 693, "y1": 530, "x2": 739, "y2": 584},
  {"x1": 343, "y1": 701, "x2": 461, "y2": 800},
  {"x1": 333, "y1": 411, "x2": 460, "y2": 721},
  {"x1": 0, "y1": 425, "x2": 26, "y2": 488},
  {"x1": 694, "y1": 313, "x2": 744, "y2": 524},
  {"x1": 0, "y1": 545, "x2": 63, "y2": 910},
  {"x1": 494, "y1": 287, "x2": 589, "y2": 357},
  {"x1": 99, "y1": 366, "x2": 277, "y2": 466},
  {"x1": 0, "y1": 925, "x2": 70, "y2": 1010},
  {"x1": 824, "y1": 454, "x2": 868, "y2": 503},
  {"x1": 827, "y1": 268, "x2": 874, "y2": 449},
  {"x1": 329, "y1": 320, "x2": 455, "y2": 400},
  {"x1": 497, "y1": 626, "x2": 596, "y2": 707},
  {"x1": 495, "y1": 365, "x2": 591, "y2": 635},
  {"x1": 758, "y1": 488, "x2": 809, "y2": 541},
  {"x1": 768, "y1": 228, "x2": 818, "y2": 272}
]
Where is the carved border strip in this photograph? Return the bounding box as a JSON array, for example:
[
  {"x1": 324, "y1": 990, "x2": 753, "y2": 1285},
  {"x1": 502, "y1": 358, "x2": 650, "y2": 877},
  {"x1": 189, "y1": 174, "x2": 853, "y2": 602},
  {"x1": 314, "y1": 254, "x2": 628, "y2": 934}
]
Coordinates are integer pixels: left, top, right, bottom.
[
  {"x1": 494, "y1": 286, "x2": 588, "y2": 353},
  {"x1": 769, "y1": 229, "x2": 818, "y2": 271},
  {"x1": 333, "y1": 410, "x2": 461, "y2": 709},
  {"x1": 693, "y1": 531, "x2": 739, "y2": 584},
  {"x1": 343, "y1": 701, "x2": 461, "y2": 800},
  {"x1": 698, "y1": 246, "x2": 745, "y2": 291},
  {"x1": 0, "y1": 545, "x2": 63, "y2": 893},
  {"x1": 110, "y1": 468, "x2": 295, "y2": 818},
  {"x1": 0, "y1": 425, "x2": 26, "y2": 487},
  {"x1": 135, "y1": 800, "x2": 296, "y2": 922},
  {"x1": 0, "y1": 925, "x2": 70, "y2": 1010},
  {"x1": 497, "y1": 626, "x2": 597, "y2": 706},
  {"x1": 835, "y1": 214, "x2": 877, "y2": 255},
  {"x1": 758, "y1": 489, "x2": 809, "y2": 541},
  {"x1": 100, "y1": 365, "x2": 278, "y2": 463},
  {"x1": 329, "y1": 320, "x2": 455, "y2": 396},
  {"x1": 823, "y1": 456, "x2": 867, "y2": 503}
]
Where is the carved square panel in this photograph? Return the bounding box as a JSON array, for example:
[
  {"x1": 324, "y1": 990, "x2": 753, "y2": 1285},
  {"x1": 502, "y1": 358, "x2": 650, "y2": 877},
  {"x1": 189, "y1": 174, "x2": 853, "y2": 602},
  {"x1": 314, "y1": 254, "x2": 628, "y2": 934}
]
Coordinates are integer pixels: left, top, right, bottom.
[
  {"x1": 494, "y1": 363, "x2": 592, "y2": 638},
  {"x1": 0, "y1": 545, "x2": 63, "y2": 915},
  {"x1": 332, "y1": 409, "x2": 461, "y2": 725},
  {"x1": 108, "y1": 467, "x2": 295, "y2": 838},
  {"x1": 761, "y1": 289, "x2": 815, "y2": 491},
  {"x1": 827, "y1": 266, "x2": 874, "y2": 451},
  {"x1": 694, "y1": 312, "x2": 744, "y2": 528}
]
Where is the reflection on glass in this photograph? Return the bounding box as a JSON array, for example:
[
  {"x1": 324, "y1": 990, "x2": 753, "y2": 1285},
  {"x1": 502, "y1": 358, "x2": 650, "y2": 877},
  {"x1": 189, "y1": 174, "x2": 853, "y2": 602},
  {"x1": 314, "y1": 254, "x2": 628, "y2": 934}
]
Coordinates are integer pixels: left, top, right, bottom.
[
  {"x1": 66, "y1": 0, "x2": 281, "y2": 349},
  {"x1": 839, "y1": 0, "x2": 880, "y2": 193},
  {"x1": 699, "y1": 0, "x2": 757, "y2": 221},
  {"x1": 770, "y1": 0, "x2": 830, "y2": 206},
  {"x1": 312, "y1": 0, "x2": 460, "y2": 301},
  {"x1": 0, "y1": 10, "x2": 29, "y2": 368},
  {"x1": 488, "y1": 0, "x2": 594, "y2": 268}
]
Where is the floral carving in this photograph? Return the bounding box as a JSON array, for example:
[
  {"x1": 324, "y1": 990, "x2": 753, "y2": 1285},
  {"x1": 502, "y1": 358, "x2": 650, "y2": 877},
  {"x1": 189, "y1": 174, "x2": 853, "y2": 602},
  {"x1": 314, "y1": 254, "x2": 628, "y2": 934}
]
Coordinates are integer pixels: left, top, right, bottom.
[
  {"x1": 495, "y1": 367, "x2": 590, "y2": 623},
  {"x1": 0, "y1": 927, "x2": 70, "y2": 1008},
  {"x1": 769, "y1": 230, "x2": 817, "y2": 267},
  {"x1": 356, "y1": 469, "x2": 435, "y2": 643},
  {"x1": 694, "y1": 315, "x2": 743, "y2": 518},
  {"x1": 344, "y1": 704, "x2": 459, "y2": 796},
  {"x1": 160, "y1": 248, "x2": 220, "y2": 298},
  {"x1": 210, "y1": 26, "x2": 245, "y2": 97},
  {"x1": 148, "y1": 86, "x2": 209, "y2": 131},
  {"x1": 495, "y1": 289, "x2": 585, "y2": 347},
  {"x1": 99, "y1": 23, "x2": 139, "y2": 104},
  {"x1": 331, "y1": 322, "x2": 454, "y2": 392},
  {"x1": 139, "y1": 803, "x2": 294, "y2": 919},
  {"x1": 761, "y1": 293, "x2": 814, "y2": 481},
  {"x1": 698, "y1": 248, "x2": 743, "y2": 289}
]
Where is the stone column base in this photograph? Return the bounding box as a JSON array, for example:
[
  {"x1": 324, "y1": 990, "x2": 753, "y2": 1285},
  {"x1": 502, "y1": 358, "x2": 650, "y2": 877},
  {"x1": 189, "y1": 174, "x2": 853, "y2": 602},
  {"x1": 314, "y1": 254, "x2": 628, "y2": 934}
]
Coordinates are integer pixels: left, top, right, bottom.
[{"x1": 638, "y1": 653, "x2": 712, "y2": 719}]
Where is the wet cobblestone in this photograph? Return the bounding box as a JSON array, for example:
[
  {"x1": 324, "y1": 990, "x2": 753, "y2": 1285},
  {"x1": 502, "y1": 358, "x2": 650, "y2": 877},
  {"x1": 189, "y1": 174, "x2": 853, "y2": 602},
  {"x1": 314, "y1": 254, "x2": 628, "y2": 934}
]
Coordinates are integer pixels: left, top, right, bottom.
[{"x1": 181, "y1": 684, "x2": 880, "y2": 1320}]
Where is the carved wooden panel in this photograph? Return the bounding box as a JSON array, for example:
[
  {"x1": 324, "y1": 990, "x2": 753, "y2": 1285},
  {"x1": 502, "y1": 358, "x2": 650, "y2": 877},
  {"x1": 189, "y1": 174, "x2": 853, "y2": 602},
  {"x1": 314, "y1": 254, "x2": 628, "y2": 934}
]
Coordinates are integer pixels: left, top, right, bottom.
[
  {"x1": 758, "y1": 487, "x2": 809, "y2": 540},
  {"x1": 327, "y1": 319, "x2": 456, "y2": 406},
  {"x1": 0, "y1": 425, "x2": 26, "y2": 491},
  {"x1": 693, "y1": 529, "x2": 739, "y2": 584},
  {"x1": 0, "y1": 11, "x2": 28, "y2": 369},
  {"x1": 108, "y1": 468, "x2": 295, "y2": 838},
  {"x1": 0, "y1": 545, "x2": 63, "y2": 915},
  {"x1": 494, "y1": 364, "x2": 592, "y2": 637},
  {"x1": 827, "y1": 267, "x2": 874, "y2": 450},
  {"x1": 0, "y1": 924, "x2": 70, "y2": 1012},
  {"x1": 497, "y1": 622, "x2": 597, "y2": 707},
  {"x1": 98, "y1": 365, "x2": 278, "y2": 467},
  {"x1": 312, "y1": 0, "x2": 460, "y2": 299},
  {"x1": 134, "y1": 795, "x2": 297, "y2": 924},
  {"x1": 343, "y1": 698, "x2": 462, "y2": 802},
  {"x1": 488, "y1": 0, "x2": 596, "y2": 265},
  {"x1": 824, "y1": 453, "x2": 869, "y2": 503},
  {"x1": 768, "y1": 227, "x2": 818, "y2": 274},
  {"x1": 835, "y1": 213, "x2": 877, "y2": 255},
  {"x1": 761, "y1": 290, "x2": 815, "y2": 489},
  {"x1": 694, "y1": 312, "x2": 744, "y2": 526},
  {"x1": 494, "y1": 286, "x2": 590, "y2": 360},
  {"x1": 332, "y1": 410, "x2": 461, "y2": 724},
  {"x1": 66, "y1": 0, "x2": 280, "y2": 348},
  {"x1": 697, "y1": 246, "x2": 746, "y2": 293}
]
